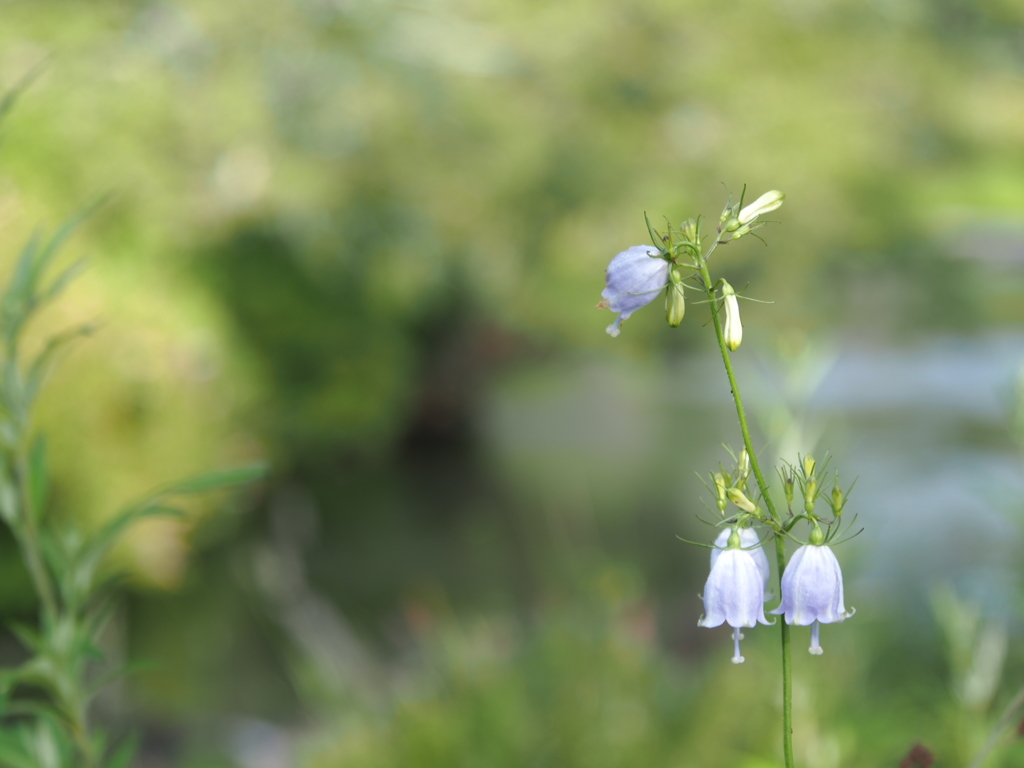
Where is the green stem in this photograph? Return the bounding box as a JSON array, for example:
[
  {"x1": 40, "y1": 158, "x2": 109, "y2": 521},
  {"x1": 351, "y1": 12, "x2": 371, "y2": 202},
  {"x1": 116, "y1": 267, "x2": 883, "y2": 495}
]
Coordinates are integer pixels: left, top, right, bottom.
[
  {"x1": 698, "y1": 251, "x2": 795, "y2": 768},
  {"x1": 15, "y1": 451, "x2": 58, "y2": 623}
]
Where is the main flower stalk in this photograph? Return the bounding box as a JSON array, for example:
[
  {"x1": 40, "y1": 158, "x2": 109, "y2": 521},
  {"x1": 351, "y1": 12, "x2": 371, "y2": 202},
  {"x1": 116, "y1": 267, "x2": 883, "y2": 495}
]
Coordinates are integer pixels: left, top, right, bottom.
[{"x1": 697, "y1": 251, "x2": 795, "y2": 768}]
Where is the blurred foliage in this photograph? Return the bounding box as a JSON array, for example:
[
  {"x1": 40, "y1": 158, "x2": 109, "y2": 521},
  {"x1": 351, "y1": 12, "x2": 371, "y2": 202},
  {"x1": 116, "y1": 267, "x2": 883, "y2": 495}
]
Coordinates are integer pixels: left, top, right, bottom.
[{"x1": 0, "y1": 0, "x2": 1023, "y2": 765}]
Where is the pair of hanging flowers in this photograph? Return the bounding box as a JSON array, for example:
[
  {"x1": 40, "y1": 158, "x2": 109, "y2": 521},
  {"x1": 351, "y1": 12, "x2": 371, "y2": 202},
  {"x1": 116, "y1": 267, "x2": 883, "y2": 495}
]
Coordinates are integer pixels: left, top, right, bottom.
[
  {"x1": 695, "y1": 451, "x2": 856, "y2": 662},
  {"x1": 700, "y1": 522, "x2": 854, "y2": 662}
]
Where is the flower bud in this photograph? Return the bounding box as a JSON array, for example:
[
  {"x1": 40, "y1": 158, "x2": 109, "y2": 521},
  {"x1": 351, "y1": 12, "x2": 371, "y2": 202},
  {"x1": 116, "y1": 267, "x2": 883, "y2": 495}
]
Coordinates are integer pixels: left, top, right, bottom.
[
  {"x1": 713, "y1": 472, "x2": 728, "y2": 511},
  {"x1": 681, "y1": 218, "x2": 698, "y2": 243},
  {"x1": 802, "y1": 454, "x2": 816, "y2": 479},
  {"x1": 809, "y1": 523, "x2": 825, "y2": 546},
  {"x1": 726, "y1": 487, "x2": 757, "y2": 515},
  {"x1": 721, "y1": 281, "x2": 742, "y2": 351},
  {"x1": 738, "y1": 190, "x2": 785, "y2": 225},
  {"x1": 728, "y1": 222, "x2": 755, "y2": 241},
  {"x1": 737, "y1": 449, "x2": 751, "y2": 481},
  {"x1": 665, "y1": 268, "x2": 685, "y2": 327},
  {"x1": 803, "y1": 476, "x2": 817, "y2": 513},
  {"x1": 724, "y1": 217, "x2": 741, "y2": 232},
  {"x1": 831, "y1": 485, "x2": 845, "y2": 516},
  {"x1": 782, "y1": 470, "x2": 795, "y2": 505}
]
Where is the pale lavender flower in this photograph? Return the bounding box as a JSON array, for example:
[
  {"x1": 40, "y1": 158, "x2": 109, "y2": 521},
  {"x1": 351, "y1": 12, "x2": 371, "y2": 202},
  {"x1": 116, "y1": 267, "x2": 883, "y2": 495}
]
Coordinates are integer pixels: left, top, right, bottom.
[
  {"x1": 711, "y1": 526, "x2": 770, "y2": 596},
  {"x1": 699, "y1": 528, "x2": 772, "y2": 663},
  {"x1": 772, "y1": 543, "x2": 854, "y2": 655},
  {"x1": 597, "y1": 245, "x2": 669, "y2": 337}
]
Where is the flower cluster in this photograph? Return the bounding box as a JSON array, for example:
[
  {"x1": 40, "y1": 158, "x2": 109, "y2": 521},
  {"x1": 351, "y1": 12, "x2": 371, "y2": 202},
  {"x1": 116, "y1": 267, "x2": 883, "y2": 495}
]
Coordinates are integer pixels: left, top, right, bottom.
[
  {"x1": 596, "y1": 189, "x2": 782, "y2": 340},
  {"x1": 698, "y1": 452, "x2": 856, "y2": 662}
]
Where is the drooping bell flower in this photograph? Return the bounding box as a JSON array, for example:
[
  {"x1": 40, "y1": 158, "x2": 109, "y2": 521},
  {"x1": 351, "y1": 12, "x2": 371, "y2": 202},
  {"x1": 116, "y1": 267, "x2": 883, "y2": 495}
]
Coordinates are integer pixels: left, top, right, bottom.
[
  {"x1": 772, "y1": 529, "x2": 854, "y2": 655},
  {"x1": 699, "y1": 528, "x2": 772, "y2": 663},
  {"x1": 711, "y1": 526, "x2": 770, "y2": 597},
  {"x1": 597, "y1": 245, "x2": 669, "y2": 337}
]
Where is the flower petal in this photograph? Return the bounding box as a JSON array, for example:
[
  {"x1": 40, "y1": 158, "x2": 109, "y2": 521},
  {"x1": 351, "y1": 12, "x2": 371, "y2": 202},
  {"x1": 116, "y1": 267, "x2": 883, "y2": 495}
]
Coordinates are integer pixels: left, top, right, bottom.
[
  {"x1": 601, "y1": 245, "x2": 669, "y2": 318},
  {"x1": 700, "y1": 548, "x2": 771, "y2": 628},
  {"x1": 772, "y1": 544, "x2": 850, "y2": 625},
  {"x1": 711, "y1": 527, "x2": 770, "y2": 596}
]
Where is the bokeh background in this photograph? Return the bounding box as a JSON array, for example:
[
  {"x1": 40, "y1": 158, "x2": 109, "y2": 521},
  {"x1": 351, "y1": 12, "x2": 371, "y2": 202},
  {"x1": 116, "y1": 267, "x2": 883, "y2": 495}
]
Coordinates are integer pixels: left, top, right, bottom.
[{"x1": 2, "y1": 0, "x2": 1024, "y2": 765}]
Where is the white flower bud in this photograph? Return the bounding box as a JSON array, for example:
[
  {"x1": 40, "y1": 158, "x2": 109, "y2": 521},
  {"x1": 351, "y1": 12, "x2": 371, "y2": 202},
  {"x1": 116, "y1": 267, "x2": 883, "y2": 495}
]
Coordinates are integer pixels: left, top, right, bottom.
[
  {"x1": 665, "y1": 267, "x2": 685, "y2": 327},
  {"x1": 721, "y1": 281, "x2": 742, "y2": 351},
  {"x1": 737, "y1": 449, "x2": 751, "y2": 481},
  {"x1": 738, "y1": 190, "x2": 785, "y2": 225}
]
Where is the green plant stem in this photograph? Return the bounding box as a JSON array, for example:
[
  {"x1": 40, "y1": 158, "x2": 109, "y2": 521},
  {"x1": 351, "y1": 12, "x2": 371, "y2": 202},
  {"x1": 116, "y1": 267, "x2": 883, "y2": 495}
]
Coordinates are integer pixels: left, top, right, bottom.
[
  {"x1": 15, "y1": 451, "x2": 58, "y2": 623},
  {"x1": 698, "y1": 251, "x2": 795, "y2": 768}
]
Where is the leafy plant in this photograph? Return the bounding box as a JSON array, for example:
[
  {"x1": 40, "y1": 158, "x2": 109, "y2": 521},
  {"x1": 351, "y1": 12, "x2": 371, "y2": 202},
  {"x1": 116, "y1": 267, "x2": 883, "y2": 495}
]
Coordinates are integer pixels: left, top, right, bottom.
[{"x1": 0, "y1": 99, "x2": 264, "y2": 768}]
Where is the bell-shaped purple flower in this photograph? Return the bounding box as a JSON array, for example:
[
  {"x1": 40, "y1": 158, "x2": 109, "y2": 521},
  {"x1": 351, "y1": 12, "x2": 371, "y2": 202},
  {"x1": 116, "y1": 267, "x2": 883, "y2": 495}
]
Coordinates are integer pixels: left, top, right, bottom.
[
  {"x1": 598, "y1": 245, "x2": 669, "y2": 337},
  {"x1": 771, "y1": 543, "x2": 854, "y2": 655},
  {"x1": 699, "y1": 529, "x2": 772, "y2": 663},
  {"x1": 711, "y1": 526, "x2": 770, "y2": 597}
]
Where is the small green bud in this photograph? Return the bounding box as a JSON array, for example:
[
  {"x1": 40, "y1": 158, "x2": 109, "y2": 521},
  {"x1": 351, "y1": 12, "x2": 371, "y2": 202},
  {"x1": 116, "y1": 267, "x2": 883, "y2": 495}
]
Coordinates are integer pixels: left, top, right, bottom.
[
  {"x1": 721, "y1": 281, "x2": 742, "y2": 352},
  {"x1": 782, "y1": 472, "x2": 795, "y2": 505},
  {"x1": 802, "y1": 454, "x2": 816, "y2": 479},
  {"x1": 682, "y1": 217, "x2": 698, "y2": 243},
  {"x1": 831, "y1": 484, "x2": 844, "y2": 516},
  {"x1": 726, "y1": 487, "x2": 757, "y2": 514},
  {"x1": 665, "y1": 269, "x2": 685, "y2": 327},
  {"x1": 803, "y1": 475, "x2": 817, "y2": 513},
  {"x1": 712, "y1": 472, "x2": 728, "y2": 511},
  {"x1": 737, "y1": 449, "x2": 751, "y2": 480},
  {"x1": 727, "y1": 529, "x2": 741, "y2": 549},
  {"x1": 724, "y1": 217, "x2": 741, "y2": 232},
  {"x1": 809, "y1": 522, "x2": 825, "y2": 546}
]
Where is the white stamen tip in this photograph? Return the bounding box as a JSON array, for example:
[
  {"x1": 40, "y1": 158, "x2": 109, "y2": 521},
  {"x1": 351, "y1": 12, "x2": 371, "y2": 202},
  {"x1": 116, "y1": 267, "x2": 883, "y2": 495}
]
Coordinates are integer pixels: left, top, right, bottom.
[
  {"x1": 731, "y1": 655, "x2": 745, "y2": 664},
  {"x1": 809, "y1": 621, "x2": 823, "y2": 655}
]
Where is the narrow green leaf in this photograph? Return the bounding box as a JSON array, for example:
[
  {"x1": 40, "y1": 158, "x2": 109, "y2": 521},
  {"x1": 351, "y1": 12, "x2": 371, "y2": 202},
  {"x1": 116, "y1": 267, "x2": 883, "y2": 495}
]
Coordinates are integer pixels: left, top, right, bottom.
[
  {"x1": 72, "y1": 505, "x2": 184, "y2": 600},
  {"x1": 37, "y1": 259, "x2": 87, "y2": 307},
  {"x1": 0, "y1": 59, "x2": 45, "y2": 127},
  {"x1": 643, "y1": 211, "x2": 662, "y2": 248},
  {"x1": 24, "y1": 324, "x2": 96, "y2": 408},
  {"x1": 156, "y1": 463, "x2": 268, "y2": 496},
  {"x1": 3, "y1": 229, "x2": 41, "y2": 317},
  {"x1": 29, "y1": 197, "x2": 108, "y2": 293}
]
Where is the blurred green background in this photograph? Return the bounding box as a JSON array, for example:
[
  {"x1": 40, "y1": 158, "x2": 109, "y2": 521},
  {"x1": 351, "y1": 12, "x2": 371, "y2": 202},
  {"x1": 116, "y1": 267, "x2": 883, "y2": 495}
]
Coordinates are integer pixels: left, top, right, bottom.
[{"x1": 3, "y1": 0, "x2": 1024, "y2": 765}]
